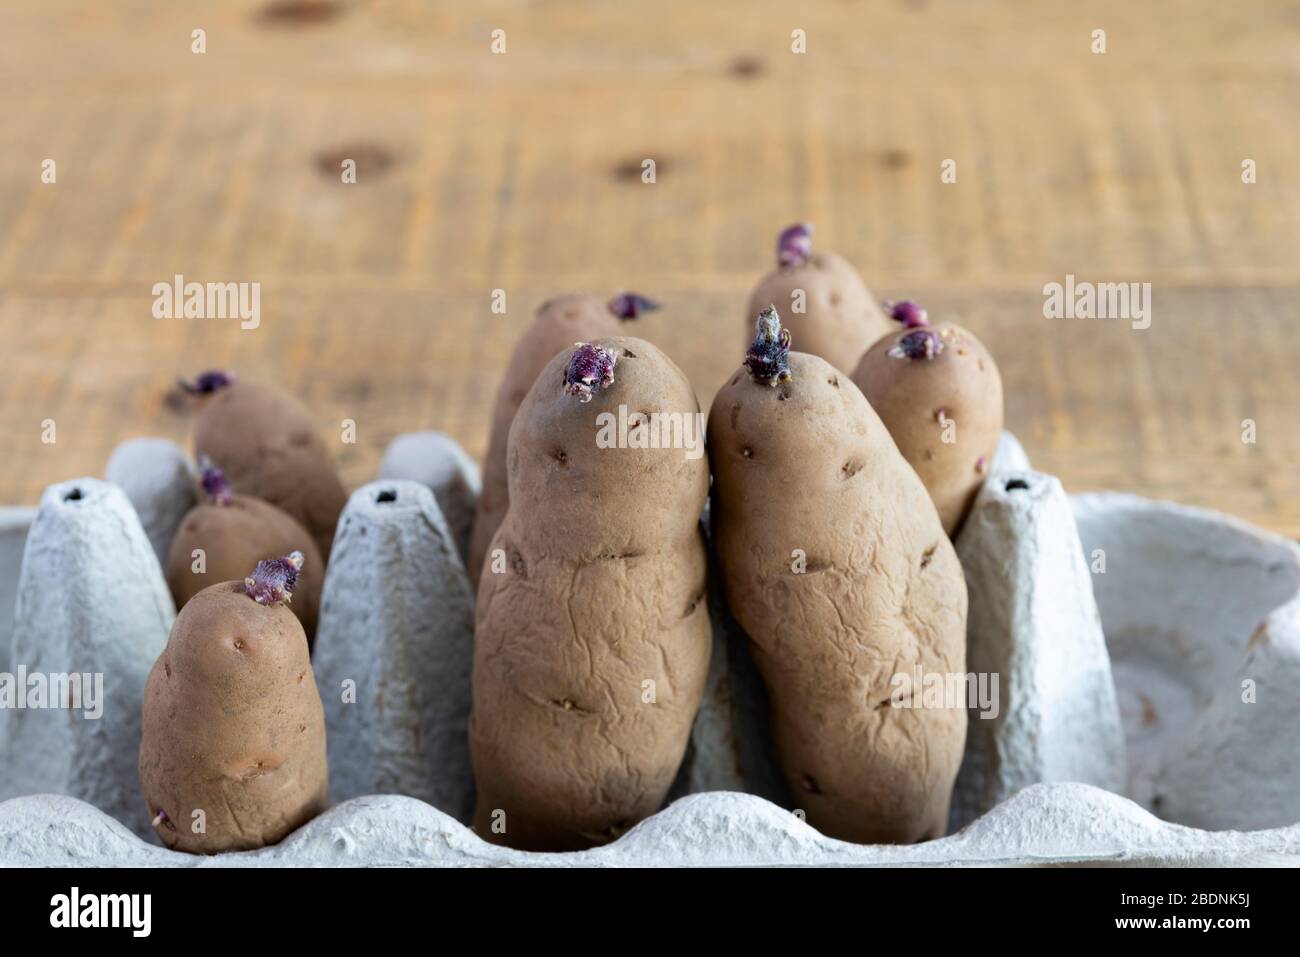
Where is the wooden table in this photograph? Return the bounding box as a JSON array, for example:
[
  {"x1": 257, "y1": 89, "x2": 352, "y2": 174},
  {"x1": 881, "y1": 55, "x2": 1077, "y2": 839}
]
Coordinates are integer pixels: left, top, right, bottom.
[{"x1": 3, "y1": 0, "x2": 1298, "y2": 535}]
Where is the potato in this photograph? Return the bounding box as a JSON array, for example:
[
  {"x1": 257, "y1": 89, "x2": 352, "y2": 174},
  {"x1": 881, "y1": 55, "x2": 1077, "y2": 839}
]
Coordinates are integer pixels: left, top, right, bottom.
[
  {"x1": 467, "y1": 293, "x2": 653, "y2": 588},
  {"x1": 851, "y1": 307, "x2": 1004, "y2": 535},
  {"x1": 708, "y1": 307, "x2": 967, "y2": 844},
  {"x1": 139, "y1": 553, "x2": 328, "y2": 853},
  {"x1": 470, "y1": 335, "x2": 711, "y2": 851},
  {"x1": 183, "y1": 371, "x2": 347, "y2": 560},
  {"x1": 165, "y1": 462, "x2": 323, "y2": 648},
  {"x1": 746, "y1": 223, "x2": 891, "y2": 374}
]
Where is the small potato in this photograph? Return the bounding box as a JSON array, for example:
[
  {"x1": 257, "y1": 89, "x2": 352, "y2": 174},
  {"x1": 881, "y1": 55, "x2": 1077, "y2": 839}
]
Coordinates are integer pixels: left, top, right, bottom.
[
  {"x1": 746, "y1": 223, "x2": 891, "y2": 374},
  {"x1": 470, "y1": 335, "x2": 711, "y2": 851},
  {"x1": 139, "y1": 554, "x2": 328, "y2": 854},
  {"x1": 709, "y1": 308, "x2": 967, "y2": 844},
  {"x1": 467, "y1": 293, "x2": 652, "y2": 588},
  {"x1": 851, "y1": 308, "x2": 1004, "y2": 536},
  {"x1": 165, "y1": 464, "x2": 322, "y2": 647},
  {"x1": 184, "y1": 371, "x2": 347, "y2": 561}
]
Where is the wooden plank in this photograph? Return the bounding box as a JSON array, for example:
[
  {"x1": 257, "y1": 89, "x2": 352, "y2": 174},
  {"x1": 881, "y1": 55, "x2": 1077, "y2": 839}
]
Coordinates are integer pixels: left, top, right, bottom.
[{"x1": 1, "y1": 0, "x2": 1298, "y2": 537}]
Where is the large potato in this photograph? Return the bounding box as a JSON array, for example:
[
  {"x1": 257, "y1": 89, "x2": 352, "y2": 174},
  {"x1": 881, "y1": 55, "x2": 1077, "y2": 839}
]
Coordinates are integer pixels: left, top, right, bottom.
[
  {"x1": 467, "y1": 293, "x2": 649, "y2": 588},
  {"x1": 139, "y1": 556, "x2": 328, "y2": 853},
  {"x1": 708, "y1": 309, "x2": 967, "y2": 844},
  {"x1": 852, "y1": 313, "x2": 1004, "y2": 536},
  {"x1": 746, "y1": 223, "x2": 891, "y2": 374},
  {"x1": 165, "y1": 466, "x2": 323, "y2": 647},
  {"x1": 470, "y1": 335, "x2": 711, "y2": 851},
  {"x1": 185, "y1": 371, "x2": 347, "y2": 560}
]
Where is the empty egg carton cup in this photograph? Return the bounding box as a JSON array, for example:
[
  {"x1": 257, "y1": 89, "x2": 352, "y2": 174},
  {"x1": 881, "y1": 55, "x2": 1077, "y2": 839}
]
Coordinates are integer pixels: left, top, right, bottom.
[{"x1": 2, "y1": 431, "x2": 1300, "y2": 866}]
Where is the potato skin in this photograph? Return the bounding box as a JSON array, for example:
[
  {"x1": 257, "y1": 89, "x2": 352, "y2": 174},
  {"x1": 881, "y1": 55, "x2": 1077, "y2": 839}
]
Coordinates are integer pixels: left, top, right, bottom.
[
  {"x1": 468, "y1": 293, "x2": 627, "y2": 589},
  {"x1": 747, "y1": 252, "x2": 891, "y2": 375},
  {"x1": 192, "y1": 380, "x2": 347, "y2": 561},
  {"x1": 470, "y1": 336, "x2": 711, "y2": 851},
  {"x1": 852, "y1": 323, "x2": 1003, "y2": 536},
  {"x1": 165, "y1": 495, "x2": 323, "y2": 648},
  {"x1": 708, "y1": 352, "x2": 967, "y2": 844},
  {"x1": 139, "y1": 582, "x2": 328, "y2": 853}
]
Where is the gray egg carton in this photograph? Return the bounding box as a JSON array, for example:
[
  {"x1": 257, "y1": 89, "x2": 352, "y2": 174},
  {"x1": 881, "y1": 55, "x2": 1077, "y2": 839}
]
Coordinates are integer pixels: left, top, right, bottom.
[{"x1": 2, "y1": 432, "x2": 1299, "y2": 867}]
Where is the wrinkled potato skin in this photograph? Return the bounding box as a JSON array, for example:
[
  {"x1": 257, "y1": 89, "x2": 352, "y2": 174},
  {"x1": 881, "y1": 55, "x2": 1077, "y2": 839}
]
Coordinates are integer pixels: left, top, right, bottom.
[
  {"x1": 468, "y1": 293, "x2": 628, "y2": 589},
  {"x1": 192, "y1": 380, "x2": 347, "y2": 561},
  {"x1": 470, "y1": 336, "x2": 711, "y2": 851},
  {"x1": 852, "y1": 323, "x2": 1003, "y2": 536},
  {"x1": 139, "y1": 583, "x2": 328, "y2": 854},
  {"x1": 165, "y1": 495, "x2": 323, "y2": 648},
  {"x1": 747, "y1": 253, "x2": 891, "y2": 375},
  {"x1": 708, "y1": 352, "x2": 967, "y2": 844}
]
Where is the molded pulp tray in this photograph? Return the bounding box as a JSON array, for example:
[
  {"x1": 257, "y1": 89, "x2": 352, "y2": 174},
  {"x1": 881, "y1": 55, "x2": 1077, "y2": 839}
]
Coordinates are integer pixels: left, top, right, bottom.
[{"x1": 1, "y1": 437, "x2": 1299, "y2": 867}]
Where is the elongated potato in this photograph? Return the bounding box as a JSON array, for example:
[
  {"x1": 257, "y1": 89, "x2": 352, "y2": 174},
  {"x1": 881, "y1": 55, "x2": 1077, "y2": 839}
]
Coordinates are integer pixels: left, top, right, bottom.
[
  {"x1": 709, "y1": 308, "x2": 967, "y2": 844},
  {"x1": 470, "y1": 335, "x2": 711, "y2": 851},
  {"x1": 184, "y1": 371, "x2": 347, "y2": 560},
  {"x1": 852, "y1": 305, "x2": 1004, "y2": 535},
  {"x1": 467, "y1": 293, "x2": 653, "y2": 588},
  {"x1": 139, "y1": 553, "x2": 328, "y2": 853},
  {"x1": 165, "y1": 462, "x2": 323, "y2": 647},
  {"x1": 746, "y1": 223, "x2": 891, "y2": 374}
]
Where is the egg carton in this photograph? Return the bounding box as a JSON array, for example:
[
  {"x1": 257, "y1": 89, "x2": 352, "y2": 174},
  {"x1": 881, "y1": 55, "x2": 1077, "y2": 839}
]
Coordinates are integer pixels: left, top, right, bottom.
[{"x1": 2, "y1": 432, "x2": 1299, "y2": 867}]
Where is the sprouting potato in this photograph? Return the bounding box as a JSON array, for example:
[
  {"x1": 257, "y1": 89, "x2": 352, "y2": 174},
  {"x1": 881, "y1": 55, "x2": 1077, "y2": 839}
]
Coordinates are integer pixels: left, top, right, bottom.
[
  {"x1": 708, "y1": 307, "x2": 968, "y2": 844},
  {"x1": 467, "y1": 292, "x2": 655, "y2": 588},
  {"x1": 139, "y1": 552, "x2": 328, "y2": 853},
  {"x1": 852, "y1": 302, "x2": 1004, "y2": 535},
  {"x1": 166, "y1": 460, "x2": 323, "y2": 648},
  {"x1": 183, "y1": 371, "x2": 347, "y2": 561},
  {"x1": 469, "y1": 336, "x2": 711, "y2": 851},
  {"x1": 746, "y1": 222, "x2": 892, "y2": 374}
]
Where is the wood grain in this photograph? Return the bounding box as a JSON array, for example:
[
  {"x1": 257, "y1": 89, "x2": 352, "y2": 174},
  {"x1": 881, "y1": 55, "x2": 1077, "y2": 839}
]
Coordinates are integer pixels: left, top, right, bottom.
[{"x1": 1, "y1": 1, "x2": 1298, "y2": 534}]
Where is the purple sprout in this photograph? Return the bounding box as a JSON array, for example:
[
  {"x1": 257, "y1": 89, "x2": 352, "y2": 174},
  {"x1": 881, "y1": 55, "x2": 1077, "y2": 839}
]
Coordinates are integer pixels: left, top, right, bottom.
[
  {"x1": 607, "y1": 292, "x2": 660, "y2": 320},
  {"x1": 178, "y1": 370, "x2": 235, "y2": 395},
  {"x1": 565, "y1": 343, "x2": 618, "y2": 403},
  {"x1": 197, "y1": 457, "x2": 233, "y2": 506},
  {"x1": 887, "y1": 329, "x2": 945, "y2": 361},
  {"x1": 744, "y1": 305, "x2": 792, "y2": 385},
  {"x1": 776, "y1": 222, "x2": 814, "y2": 269},
  {"x1": 885, "y1": 300, "x2": 929, "y2": 328},
  {"x1": 244, "y1": 550, "x2": 305, "y2": 606}
]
